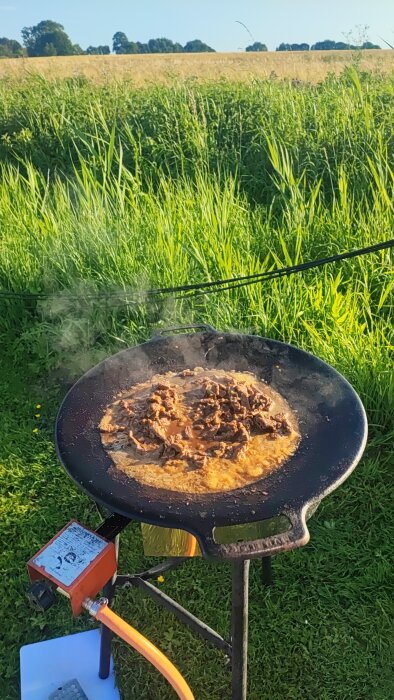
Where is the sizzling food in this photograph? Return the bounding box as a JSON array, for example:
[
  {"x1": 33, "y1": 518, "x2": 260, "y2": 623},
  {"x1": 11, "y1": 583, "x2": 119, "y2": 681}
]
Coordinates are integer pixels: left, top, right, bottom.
[{"x1": 100, "y1": 368, "x2": 300, "y2": 493}]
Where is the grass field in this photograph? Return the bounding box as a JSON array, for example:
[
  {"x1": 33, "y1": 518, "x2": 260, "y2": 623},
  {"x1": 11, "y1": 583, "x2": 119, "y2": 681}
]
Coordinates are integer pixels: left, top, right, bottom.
[
  {"x1": 0, "y1": 49, "x2": 393, "y2": 84},
  {"x1": 0, "y1": 68, "x2": 393, "y2": 699}
]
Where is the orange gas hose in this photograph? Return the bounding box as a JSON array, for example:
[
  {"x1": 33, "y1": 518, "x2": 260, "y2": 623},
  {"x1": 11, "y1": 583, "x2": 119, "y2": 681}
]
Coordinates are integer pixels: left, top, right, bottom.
[{"x1": 94, "y1": 603, "x2": 194, "y2": 700}]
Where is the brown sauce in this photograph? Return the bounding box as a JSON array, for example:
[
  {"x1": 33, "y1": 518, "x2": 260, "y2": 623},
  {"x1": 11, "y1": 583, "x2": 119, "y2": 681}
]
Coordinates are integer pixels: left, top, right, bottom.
[{"x1": 100, "y1": 368, "x2": 300, "y2": 494}]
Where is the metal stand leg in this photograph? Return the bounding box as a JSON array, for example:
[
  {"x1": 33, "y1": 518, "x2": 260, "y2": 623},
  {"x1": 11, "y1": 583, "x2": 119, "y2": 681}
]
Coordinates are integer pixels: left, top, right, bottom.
[
  {"x1": 231, "y1": 560, "x2": 250, "y2": 700},
  {"x1": 99, "y1": 536, "x2": 119, "y2": 680},
  {"x1": 261, "y1": 556, "x2": 273, "y2": 587}
]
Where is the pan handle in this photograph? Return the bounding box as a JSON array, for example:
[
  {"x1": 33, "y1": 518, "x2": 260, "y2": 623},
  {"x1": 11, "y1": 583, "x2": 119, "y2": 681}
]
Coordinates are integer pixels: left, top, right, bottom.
[
  {"x1": 197, "y1": 507, "x2": 310, "y2": 561},
  {"x1": 152, "y1": 324, "x2": 217, "y2": 337}
]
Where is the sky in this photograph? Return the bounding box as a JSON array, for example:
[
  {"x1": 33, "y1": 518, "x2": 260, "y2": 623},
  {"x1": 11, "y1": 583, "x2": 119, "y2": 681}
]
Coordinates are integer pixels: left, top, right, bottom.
[{"x1": 0, "y1": 0, "x2": 393, "y2": 52}]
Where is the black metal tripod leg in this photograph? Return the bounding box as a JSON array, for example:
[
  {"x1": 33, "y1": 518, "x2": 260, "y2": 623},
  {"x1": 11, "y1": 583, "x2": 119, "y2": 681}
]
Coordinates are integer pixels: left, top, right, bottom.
[
  {"x1": 99, "y1": 536, "x2": 119, "y2": 680},
  {"x1": 231, "y1": 560, "x2": 250, "y2": 700},
  {"x1": 261, "y1": 556, "x2": 273, "y2": 587}
]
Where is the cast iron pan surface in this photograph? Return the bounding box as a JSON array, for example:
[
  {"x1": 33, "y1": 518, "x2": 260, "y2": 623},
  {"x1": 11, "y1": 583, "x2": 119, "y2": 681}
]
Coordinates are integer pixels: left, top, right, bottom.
[{"x1": 56, "y1": 327, "x2": 368, "y2": 559}]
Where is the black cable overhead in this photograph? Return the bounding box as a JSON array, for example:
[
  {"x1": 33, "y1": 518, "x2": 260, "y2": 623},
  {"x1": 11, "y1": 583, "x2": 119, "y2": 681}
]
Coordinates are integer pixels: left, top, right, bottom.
[
  {"x1": 175, "y1": 238, "x2": 394, "y2": 300},
  {"x1": 0, "y1": 238, "x2": 393, "y2": 303}
]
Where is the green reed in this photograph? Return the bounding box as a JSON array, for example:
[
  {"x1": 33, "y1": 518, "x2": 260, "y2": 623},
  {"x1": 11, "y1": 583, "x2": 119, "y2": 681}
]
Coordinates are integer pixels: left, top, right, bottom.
[{"x1": 0, "y1": 70, "x2": 392, "y2": 431}]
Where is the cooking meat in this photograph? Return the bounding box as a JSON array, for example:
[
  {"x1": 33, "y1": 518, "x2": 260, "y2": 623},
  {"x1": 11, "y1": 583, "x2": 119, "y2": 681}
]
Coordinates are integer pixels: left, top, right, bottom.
[
  {"x1": 100, "y1": 367, "x2": 301, "y2": 494},
  {"x1": 100, "y1": 369, "x2": 295, "y2": 472}
]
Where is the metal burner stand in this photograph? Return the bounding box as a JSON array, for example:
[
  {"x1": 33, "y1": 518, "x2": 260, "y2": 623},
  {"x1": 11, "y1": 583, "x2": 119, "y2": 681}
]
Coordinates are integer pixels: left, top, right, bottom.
[{"x1": 96, "y1": 513, "x2": 273, "y2": 700}]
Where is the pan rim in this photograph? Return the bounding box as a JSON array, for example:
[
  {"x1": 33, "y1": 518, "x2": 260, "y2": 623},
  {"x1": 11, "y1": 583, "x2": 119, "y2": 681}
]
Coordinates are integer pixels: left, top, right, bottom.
[{"x1": 55, "y1": 330, "x2": 368, "y2": 530}]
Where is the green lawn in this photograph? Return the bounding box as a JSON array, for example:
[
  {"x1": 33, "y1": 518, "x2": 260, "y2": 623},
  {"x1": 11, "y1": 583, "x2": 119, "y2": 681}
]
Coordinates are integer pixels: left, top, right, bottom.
[
  {"x1": 0, "y1": 349, "x2": 392, "y2": 700},
  {"x1": 0, "y1": 71, "x2": 393, "y2": 699}
]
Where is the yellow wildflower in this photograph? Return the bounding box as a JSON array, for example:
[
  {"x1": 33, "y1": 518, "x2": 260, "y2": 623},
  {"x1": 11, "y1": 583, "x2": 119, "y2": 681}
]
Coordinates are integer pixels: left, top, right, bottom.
[
  {"x1": 157, "y1": 575, "x2": 165, "y2": 584},
  {"x1": 32, "y1": 428, "x2": 39, "y2": 433},
  {"x1": 35, "y1": 413, "x2": 41, "y2": 418},
  {"x1": 36, "y1": 404, "x2": 42, "y2": 409}
]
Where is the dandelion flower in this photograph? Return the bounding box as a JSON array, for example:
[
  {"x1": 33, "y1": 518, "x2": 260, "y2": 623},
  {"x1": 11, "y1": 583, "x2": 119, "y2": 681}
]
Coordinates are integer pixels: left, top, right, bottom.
[
  {"x1": 36, "y1": 404, "x2": 42, "y2": 409},
  {"x1": 157, "y1": 575, "x2": 165, "y2": 584}
]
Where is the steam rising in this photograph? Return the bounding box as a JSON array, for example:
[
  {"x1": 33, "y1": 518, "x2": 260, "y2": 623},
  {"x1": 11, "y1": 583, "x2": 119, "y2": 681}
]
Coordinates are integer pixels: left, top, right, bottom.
[{"x1": 36, "y1": 279, "x2": 197, "y2": 380}]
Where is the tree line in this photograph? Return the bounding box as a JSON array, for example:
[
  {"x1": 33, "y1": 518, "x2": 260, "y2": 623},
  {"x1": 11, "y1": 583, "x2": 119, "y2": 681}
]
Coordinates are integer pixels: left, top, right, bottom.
[
  {"x1": 0, "y1": 20, "x2": 382, "y2": 59},
  {"x1": 276, "y1": 40, "x2": 381, "y2": 51},
  {"x1": 246, "y1": 40, "x2": 381, "y2": 52},
  {"x1": 0, "y1": 21, "x2": 215, "y2": 58},
  {"x1": 112, "y1": 32, "x2": 213, "y2": 54}
]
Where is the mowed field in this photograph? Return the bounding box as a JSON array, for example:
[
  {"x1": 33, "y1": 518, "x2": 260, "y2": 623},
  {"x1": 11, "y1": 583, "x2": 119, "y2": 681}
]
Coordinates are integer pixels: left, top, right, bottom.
[
  {"x1": 0, "y1": 49, "x2": 393, "y2": 83},
  {"x1": 0, "y1": 62, "x2": 393, "y2": 700}
]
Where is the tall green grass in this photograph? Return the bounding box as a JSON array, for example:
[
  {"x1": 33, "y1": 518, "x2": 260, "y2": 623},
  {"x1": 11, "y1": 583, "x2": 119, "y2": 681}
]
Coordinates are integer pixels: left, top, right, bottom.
[
  {"x1": 0, "y1": 71, "x2": 392, "y2": 423},
  {"x1": 0, "y1": 70, "x2": 393, "y2": 700}
]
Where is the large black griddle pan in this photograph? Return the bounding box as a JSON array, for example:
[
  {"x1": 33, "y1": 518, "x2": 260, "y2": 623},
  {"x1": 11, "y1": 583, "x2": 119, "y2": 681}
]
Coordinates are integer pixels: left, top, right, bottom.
[{"x1": 56, "y1": 326, "x2": 367, "y2": 559}]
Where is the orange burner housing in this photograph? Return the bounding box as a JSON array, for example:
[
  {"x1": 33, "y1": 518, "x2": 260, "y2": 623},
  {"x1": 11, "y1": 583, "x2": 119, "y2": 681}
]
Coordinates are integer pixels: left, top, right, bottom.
[{"x1": 27, "y1": 520, "x2": 117, "y2": 616}]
